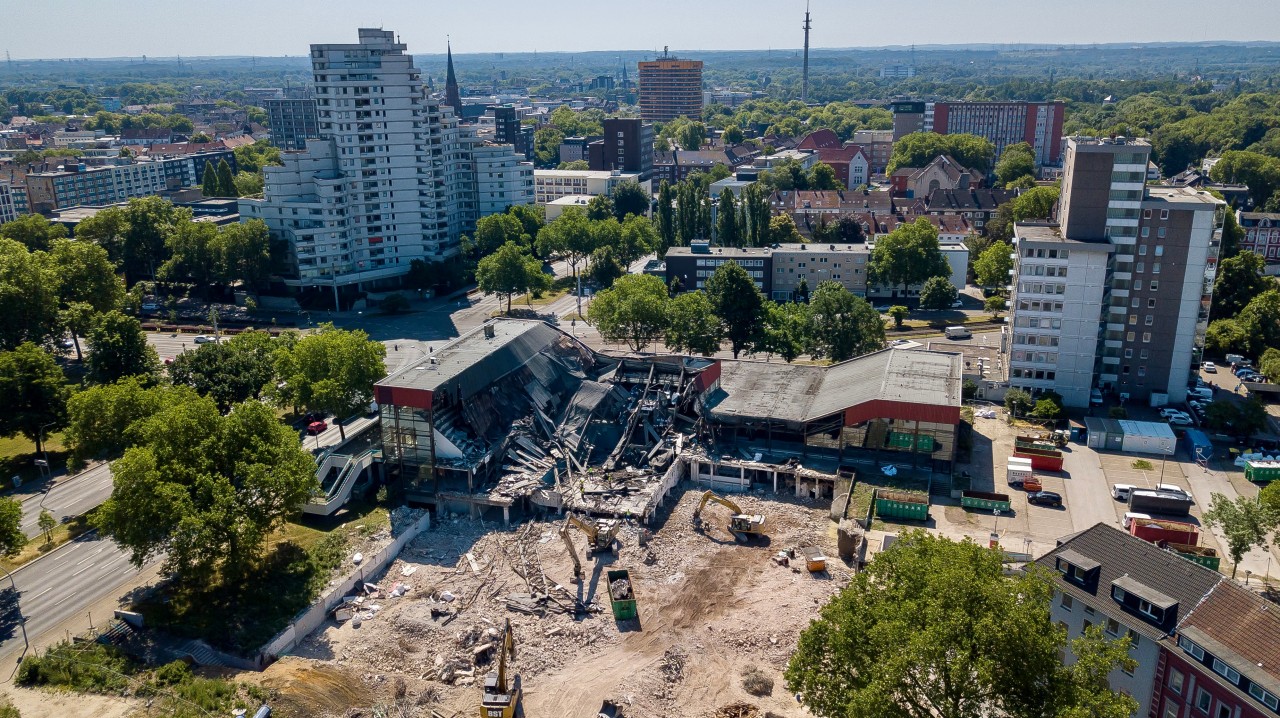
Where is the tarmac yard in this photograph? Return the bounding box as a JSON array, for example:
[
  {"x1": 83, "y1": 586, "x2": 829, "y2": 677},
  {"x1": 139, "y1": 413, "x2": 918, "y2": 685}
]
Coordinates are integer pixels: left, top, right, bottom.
[{"x1": 279, "y1": 489, "x2": 848, "y2": 718}]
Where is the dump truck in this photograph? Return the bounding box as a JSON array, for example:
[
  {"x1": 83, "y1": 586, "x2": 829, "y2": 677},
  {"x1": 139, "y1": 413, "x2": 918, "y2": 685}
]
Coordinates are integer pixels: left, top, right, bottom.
[
  {"x1": 961, "y1": 490, "x2": 1012, "y2": 513},
  {"x1": 606, "y1": 569, "x2": 637, "y2": 621},
  {"x1": 479, "y1": 618, "x2": 522, "y2": 718},
  {"x1": 1127, "y1": 489, "x2": 1193, "y2": 517},
  {"x1": 692, "y1": 490, "x2": 766, "y2": 541},
  {"x1": 1129, "y1": 517, "x2": 1199, "y2": 546}
]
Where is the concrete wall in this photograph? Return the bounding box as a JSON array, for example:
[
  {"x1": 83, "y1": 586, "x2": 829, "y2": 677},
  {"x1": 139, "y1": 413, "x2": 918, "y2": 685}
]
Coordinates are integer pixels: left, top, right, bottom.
[{"x1": 1049, "y1": 589, "x2": 1161, "y2": 718}]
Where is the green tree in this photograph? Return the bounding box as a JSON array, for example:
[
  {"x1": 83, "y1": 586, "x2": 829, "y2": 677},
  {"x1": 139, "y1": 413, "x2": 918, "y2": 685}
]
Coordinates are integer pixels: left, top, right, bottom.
[
  {"x1": 1237, "y1": 289, "x2": 1280, "y2": 356},
  {"x1": 0, "y1": 499, "x2": 25, "y2": 558},
  {"x1": 1210, "y1": 150, "x2": 1280, "y2": 207},
  {"x1": 767, "y1": 214, "x2": 804, "y2": 244},
  {"x1": 888, "y1": 305, "x2": 910, "y2": 329},
  {"x1": 48, "y1": 238, "x2": 124, "y2": 313},
  {"x1": 887, "y1": 132, "x2": 997, "y2": 174},
  {"x1": 586, "y1": 245, "x2": 626, "y2": 288},
  {"x1": 0, "y1": 343, "x2": 69, "y2": 456},
  {"x1": 507, "y1": 204, "x2": 545, "y2": 245},
  {"x1": 1032, "y1": 397, "x2": 1063, "y2": 425},
  {"x1": 1212, "y1": 251, "x2": 1270, "y2": 319},
  {"x1": 1009, "y1": 186, "x2": 1060, "y2": 221},
  {"x1": 72, "y1": 206, "x2": 129, "y2": 267},
  {"x1": 656, "y1": 181, "x2": 677, "y2": 253},
  {"x1": 705, "y1": 262, "x2": 765, "y2": 359},
  {"x1": 122, "y1": 196, "x2": 188, "y2": 283},
  {"x1": 1201, "y1": 493, "x2": 1279, "y2": 578},
  {"x1": 215, "y1": 159, "x2": 235, "y2": 198},
  {"x1": 94, "y1": 397, "x2": 316, "y2": 586},
  {"x1": 0, "y1": 239, "x2": 61, "y2": 351},
  {"x1": 169, "y1": 331, "x2": 278, "y2": 413},
  {"x1": 760, "y1": 158, "x2": 811, "y2": 191},
  {"x1": 537, "y1": 208, "x2": 598, "y2": 313},
  {"x1": 557, "y1": 160, "x2": 590, "y2": 170},
  {"x1": 974, "y1": 241, "x2": 1015, "y2": 289},
  {"x1": 868, "y1": 218, "x2": 951, "y2": 294},
  {"x1": 464, "y1": 213, "x2": 530, "y2": 260},
  {"x1": 716, "y1": 188, "x2": 741, "y2": 247},
  {"x1": 1205, "y1": 318, "x2": 1249, "y2": 357},
  {"x1": 38, "y1": 509, "x2": 56, "y2": 544},
  {"x1": 611, "y1": 181, "x2": 650, "y2": 220},
  {"x1": 65, "y1": 379, "x2": 196, "y2": 467},
  {"x1": 215, "y1": 219, "x2": 271, "y2": 288},
  {"x1": 722, "y1": 124, "x2": 744, "y2": 144},
  {"x1": 533, "y1": 126, "x2": 564, "y2": 167},
  {"x1": 0, "y1": 213, "x2": 69, "y2": 252},
  {"x1": 665, "y1": 291, "x2": 722, "y2": 356},
  {"x1": 985, "y1": 295, "x2": 1008, "y2": 316},
  {"x1": 201, "y1": 161, "x2": 219, "y2": 197},
  {"x1": 586, "y1": 194, "x2": 614, "y2": 222},
  {"x1": 1219, "y1": 207, "x2": 1245, "y2": 260},
  {"x1": 809, "y1": 162, "x2": 844, "y2": 190},
  {"x1": 1061, "y1": 626, "x2": 1140, "y2": 718},
  {"x1": 477, "y1": 241, "x2": 549, "y2": 313},
  {"x1": 757, "y1": 300, "x2": 812, "y2": 362},
  {"x1": 994, "y1": 141, "x2": 1037, "y2": 187},
  {"x1": 808, "y1": 281, "x2": 885, "y2": 361},
  {"x1": 272, "y1": 324, "x2": 387, "y2": 441},
  {"x1": 676, "y1": 121, "x2": 707, "y2": 151},
  {"x1": 1260, "y1": 347, "x2": 1280, "y2": 382},
  {"x1": 586, "y1": 273, "x2": 670, "y2": 352},
  {"x1": 617, "y1": 214, "x2": 658, "y2": 265},
  {"x1": 232, "y1": 170, "x2": 263, "y2": 197},
  {"x1": 919, "y1": 276, "x2": 959, "y2": 310},
  {"x1": 86, "y1": 310, "x2": 161, "y2": 385},
  {"x1": 1005, "y1": 388, "x2": 1033, "y2": 417},
  {"x1": 786, "y1": 531, "x2": 1130, "y2": 718},
  {"x1": 158, "y1": 219, "x2": 219, "y2": 292}
]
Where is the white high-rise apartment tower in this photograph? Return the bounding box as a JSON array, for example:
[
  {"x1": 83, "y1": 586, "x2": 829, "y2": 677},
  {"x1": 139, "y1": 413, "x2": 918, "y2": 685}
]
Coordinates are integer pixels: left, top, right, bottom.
[{"x1": 241, "y1": 29, "x2": 532, "y2": 295}]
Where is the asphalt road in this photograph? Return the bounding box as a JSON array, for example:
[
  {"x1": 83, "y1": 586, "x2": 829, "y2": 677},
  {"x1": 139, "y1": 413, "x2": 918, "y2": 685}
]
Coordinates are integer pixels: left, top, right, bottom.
[
  {"x1": 18, "y1": 462, "x2": 114, "y2": 539},
  {"x1": 0, "y1": 533, "x2": 149, "y2": 659}
]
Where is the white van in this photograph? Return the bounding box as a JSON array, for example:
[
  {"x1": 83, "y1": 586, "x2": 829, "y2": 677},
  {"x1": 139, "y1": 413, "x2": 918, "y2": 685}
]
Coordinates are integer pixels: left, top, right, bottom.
[
  {"x1": 944, "y1": 326, "x2": 972, "y2": 340},
  {"x1": 1112, "y1": 484, "x2": 1135, "y2": 501}
]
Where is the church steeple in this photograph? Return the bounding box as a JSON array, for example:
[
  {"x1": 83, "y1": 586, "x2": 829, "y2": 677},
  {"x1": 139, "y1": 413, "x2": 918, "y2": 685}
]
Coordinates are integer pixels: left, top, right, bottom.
[{"x1": 445, "y1": 38, "x2": 462, "y2": 117}]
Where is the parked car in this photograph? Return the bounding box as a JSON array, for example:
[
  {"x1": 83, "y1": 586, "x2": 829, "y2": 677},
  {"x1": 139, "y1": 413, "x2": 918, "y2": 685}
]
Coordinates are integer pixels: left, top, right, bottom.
[
  {"x1": 306, "y1": 420, "x2": 328, "y2": 435},
  {"x1": 1112, "y1": 484, "x2": 1135, "y2": 501},
  {"x1": 193, "y1": 334, "x2": 216, "y2": 344},
  {"x1": 1123, "y1": 511, "x2": 1153, "y2": 529},
  {"x1": 1028, "y1": 491, "x2": 1063, "y2": 507},
  {"x1": 1168, "y1": 414, "x2": 1194, "y2": 427},
  {"x1": 951, "y1": 300, "x2": 964, "y2": 308},
  {"x1": 1156, "y1": 483, "x2": 1193, "y2": 501},
  {"x1": 1090, "y1": 388, "x2": 1104, "y2": 406},
  {"x1": 1202, "y1": 361, "x2": 1217, "y2": 373},
  {"x1": 1236, "y1": 366, "x2": 1257, "y2": 377},
  {"x1": 1159, "y1": 407, "x2": 1187, "y2": 419}
]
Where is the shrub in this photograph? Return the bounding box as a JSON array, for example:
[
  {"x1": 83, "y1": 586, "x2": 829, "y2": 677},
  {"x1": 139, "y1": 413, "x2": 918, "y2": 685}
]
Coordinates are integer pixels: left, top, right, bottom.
[{"x1": 742, "y1": 666, "x2": 774, "y2": 696}]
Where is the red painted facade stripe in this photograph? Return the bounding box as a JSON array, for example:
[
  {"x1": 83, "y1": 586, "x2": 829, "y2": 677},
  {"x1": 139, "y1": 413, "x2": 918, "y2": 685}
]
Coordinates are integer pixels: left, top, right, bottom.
[
  {"x1": 844, "y1": 399, "x2": 961, "y2": 427},
  {"x1": 375, "y1": 385, "x2": 433, "y2": 410}
]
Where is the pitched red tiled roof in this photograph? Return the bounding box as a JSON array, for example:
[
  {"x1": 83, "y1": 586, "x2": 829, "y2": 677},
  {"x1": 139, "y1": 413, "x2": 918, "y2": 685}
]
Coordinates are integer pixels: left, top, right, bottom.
[
  {"x1": 797, "y1": 129, "x2": 840, "y2": 150},
  {"x1": 1180, "y1": 579, "x2": 1280, "y2": 680},
  {"x1": 816, "y1": 145, "x2": 868, "y2": 164}
]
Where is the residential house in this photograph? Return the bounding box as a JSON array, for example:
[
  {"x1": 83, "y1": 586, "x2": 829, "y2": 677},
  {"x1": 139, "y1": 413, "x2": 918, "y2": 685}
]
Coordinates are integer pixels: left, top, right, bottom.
[{"x1": 890, "y1": 155, "x2": 983, "y2": 198}]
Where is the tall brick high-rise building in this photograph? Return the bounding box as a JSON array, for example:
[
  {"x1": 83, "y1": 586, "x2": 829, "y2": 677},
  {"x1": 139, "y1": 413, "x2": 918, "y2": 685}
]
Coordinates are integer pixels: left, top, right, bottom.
[{"x1": 638, "y1": 50, "x2": 703, "y2": 123}]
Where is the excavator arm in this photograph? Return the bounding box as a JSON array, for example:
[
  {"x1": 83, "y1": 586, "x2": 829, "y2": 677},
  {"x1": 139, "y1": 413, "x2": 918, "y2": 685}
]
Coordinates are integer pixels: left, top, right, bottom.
[
  {"x1": 560, "y1": 516, "x2": 583, "y2": 580},
  {"x1": 692, "y1": 490, "x2": 765, "y2": 539},
  {"x1": 693, "y1": 490, "x2": 743, "y2": 520}
]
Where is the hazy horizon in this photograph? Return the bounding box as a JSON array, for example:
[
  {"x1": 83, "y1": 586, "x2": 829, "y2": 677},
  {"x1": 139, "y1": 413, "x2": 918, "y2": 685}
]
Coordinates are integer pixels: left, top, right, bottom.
[{"x1": 4, "y1": 0, "x2": 1279, "y2": 60}]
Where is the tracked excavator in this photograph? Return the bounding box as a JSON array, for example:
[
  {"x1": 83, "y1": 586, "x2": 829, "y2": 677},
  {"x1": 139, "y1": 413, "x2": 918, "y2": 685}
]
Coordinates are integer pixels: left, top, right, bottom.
[
  {"x1": 559, "y1": 513, "x2": 622, "y2": 580},
  {"x1": 692, "y1": 490, "x2": 766, "y2": 541},
  {"x1": 479, "y1": 618, "x2": 522, "y2": 718}
]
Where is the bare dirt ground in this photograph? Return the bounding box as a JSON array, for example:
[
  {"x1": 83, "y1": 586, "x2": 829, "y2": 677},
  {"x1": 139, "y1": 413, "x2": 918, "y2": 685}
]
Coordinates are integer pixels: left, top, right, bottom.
[
  {"x1": 0, "y1": 686, "x2": 136, "y2": 718},
  {"x1": 268, "y1": 488, "x2": 849, "y2": 718}
]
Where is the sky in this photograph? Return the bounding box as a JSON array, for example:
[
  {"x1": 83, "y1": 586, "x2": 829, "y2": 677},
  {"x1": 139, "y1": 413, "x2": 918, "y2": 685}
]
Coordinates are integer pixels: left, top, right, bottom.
[{"x1": 4, "y1": 0, "x2": 1280, "y2": 59}]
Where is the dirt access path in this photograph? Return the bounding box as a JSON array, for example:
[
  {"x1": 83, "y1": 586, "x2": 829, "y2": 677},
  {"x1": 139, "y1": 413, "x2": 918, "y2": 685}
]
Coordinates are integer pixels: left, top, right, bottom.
[{"x1": 271, "y1": 488, "x2": 847, "y2": 717}]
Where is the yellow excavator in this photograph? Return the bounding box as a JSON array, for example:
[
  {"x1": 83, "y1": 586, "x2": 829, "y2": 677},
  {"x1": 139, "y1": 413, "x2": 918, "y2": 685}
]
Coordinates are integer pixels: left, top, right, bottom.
[
  {"x1": 560, "y1": 513, "x2": 622, "y2": 580},
  {"x1": 692, "y1": 490, "x2": 766, "y2": 541},
  {"x1": 480, "y1": 618, "x2": 522, "y2": 718}
]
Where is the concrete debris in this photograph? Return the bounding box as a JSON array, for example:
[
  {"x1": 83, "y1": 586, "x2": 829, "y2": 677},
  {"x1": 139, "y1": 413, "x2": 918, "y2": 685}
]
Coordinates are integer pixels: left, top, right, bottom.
[{"x1": 609, "y1": 579, "x2": 632, "y2": 601}]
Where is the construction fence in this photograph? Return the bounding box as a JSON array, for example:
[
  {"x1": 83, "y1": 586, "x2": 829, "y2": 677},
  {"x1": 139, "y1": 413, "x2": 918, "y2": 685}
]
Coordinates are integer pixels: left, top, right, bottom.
[{"x1": 255, "y1": 510, "x2": 432, "y2": 668}]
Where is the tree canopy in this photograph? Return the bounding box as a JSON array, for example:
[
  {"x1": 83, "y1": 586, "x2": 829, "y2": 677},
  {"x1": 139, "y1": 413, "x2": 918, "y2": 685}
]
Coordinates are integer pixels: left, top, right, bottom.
[
  {"x1": 887, "y1": 132, "x2": 997, "y2": 174},
  {"x1": 705, "y1": 262, "x2": 765, "y2": 358},
  {"x1": 995, "y1": 141, "x2": 1037, "y2": 187},
  {"x1": 94, "y1": 397, "x2": 317, "y2": 586},
  {"x1": 586, "y1": 273, "x2": 670, "y2": 352},
  {"x1": 868, "y1": 218, "x2": 951, "y2": 291},
  {"x1": 785, "y1": 531, "x2": 1137, "y2": 718},
  {"x1": 808, "y1": 281, "x2": 886, "y2": 361},
  {"x1": 476, "y1": 241, "x2": 549, "y2": 313},
  {"x1": 272, "y1": 325, "x2": 386, "y2": 440},
  {"x1": 0, "y1": 343, "x2": 69, "y2": 455}
]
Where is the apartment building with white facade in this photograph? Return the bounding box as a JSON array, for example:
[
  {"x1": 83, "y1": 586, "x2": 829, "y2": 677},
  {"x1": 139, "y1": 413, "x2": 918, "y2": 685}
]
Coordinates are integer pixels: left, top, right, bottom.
[
  {"x1": 240, "y1": 29, "x2": 532, "y2": 293},
  {"x1": 532, "y1": 169, "x2": 647, "y2": 205},
  {"x1": 470, "y1": 140, "x2": 534, "y2": 216},
  {"x1": 0, "y1": 181, "x2": 18, "y2": 226},
  {"x1": 1007, "y1": 137, "x2": 1224, "y2": 408}
]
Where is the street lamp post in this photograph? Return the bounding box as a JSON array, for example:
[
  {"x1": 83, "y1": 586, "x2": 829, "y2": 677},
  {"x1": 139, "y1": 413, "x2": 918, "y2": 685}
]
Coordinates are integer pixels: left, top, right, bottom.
[{"x1": 0, "y1": 564, "x2": 29, "y2": 659}]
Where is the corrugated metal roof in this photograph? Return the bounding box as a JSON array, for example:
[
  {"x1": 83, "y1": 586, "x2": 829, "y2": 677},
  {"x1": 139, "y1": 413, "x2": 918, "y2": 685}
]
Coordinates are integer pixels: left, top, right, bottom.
[
  {"x1": 706, "y1": 348, "x2": 961, "y2": 425},
  {"x1": 1118, "y1": 420, "x2": 1178, "y2": 441}
]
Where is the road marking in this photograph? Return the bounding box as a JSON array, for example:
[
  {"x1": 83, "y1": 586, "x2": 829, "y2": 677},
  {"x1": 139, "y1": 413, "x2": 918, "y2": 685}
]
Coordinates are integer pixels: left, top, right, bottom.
[{"x1": 29, "y1": 588, "x2": 52, "y2": 602}]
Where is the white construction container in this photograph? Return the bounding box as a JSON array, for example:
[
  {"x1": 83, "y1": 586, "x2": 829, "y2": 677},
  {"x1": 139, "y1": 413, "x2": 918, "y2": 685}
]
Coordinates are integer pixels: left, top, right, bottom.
[{"x1": 1006, "y1": 456, "x2": 1034, "y2": 485}]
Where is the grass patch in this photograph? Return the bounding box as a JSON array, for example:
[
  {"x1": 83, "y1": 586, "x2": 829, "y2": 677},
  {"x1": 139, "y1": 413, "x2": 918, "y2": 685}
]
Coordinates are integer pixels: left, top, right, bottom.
[
  {"x1": 1132, "y1": 459, "x2": 1155, "y2": 471},
  {"x1": 849, "y1": 482, "x2": 876, "y2": 523},
  {"x1": 17, "y1": 641, "x2": 259, "y2": 717},
  {"x1": 135, "y1": 502, "x2": 389, "y2": 656},
  {"x1": 512, "y1": 288, "x2": 569, "y2": 306},
  {"x1": 0, "y1": 432, "x2": 69, "y2": 491},
  {"x1": 0, "y1": 511, "x2": 96, "y2": 573}
]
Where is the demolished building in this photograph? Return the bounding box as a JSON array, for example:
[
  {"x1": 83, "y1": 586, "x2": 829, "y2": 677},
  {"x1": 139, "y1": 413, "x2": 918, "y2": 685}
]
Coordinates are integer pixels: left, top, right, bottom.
[{"x1": 374, "y1": 319, "x2": 962, "y2": 522}]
